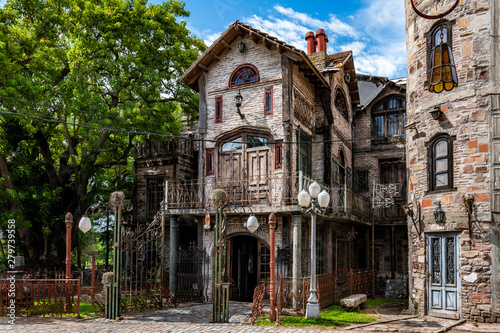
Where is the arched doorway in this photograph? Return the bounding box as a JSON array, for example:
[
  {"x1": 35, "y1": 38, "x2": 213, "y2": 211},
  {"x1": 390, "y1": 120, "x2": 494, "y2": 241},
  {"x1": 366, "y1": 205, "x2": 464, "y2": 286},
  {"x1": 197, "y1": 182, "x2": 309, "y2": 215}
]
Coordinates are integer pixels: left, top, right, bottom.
[{"x1": 228, "y1": 234, "x2": 270, "y2": 302}]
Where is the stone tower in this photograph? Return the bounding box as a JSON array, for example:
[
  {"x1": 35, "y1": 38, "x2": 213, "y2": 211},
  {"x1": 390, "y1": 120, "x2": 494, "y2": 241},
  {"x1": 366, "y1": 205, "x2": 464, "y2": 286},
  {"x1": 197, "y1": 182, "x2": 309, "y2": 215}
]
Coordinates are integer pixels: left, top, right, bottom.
[{"x1": 405, "y1": 0, "x2": 500, "y2": 321}]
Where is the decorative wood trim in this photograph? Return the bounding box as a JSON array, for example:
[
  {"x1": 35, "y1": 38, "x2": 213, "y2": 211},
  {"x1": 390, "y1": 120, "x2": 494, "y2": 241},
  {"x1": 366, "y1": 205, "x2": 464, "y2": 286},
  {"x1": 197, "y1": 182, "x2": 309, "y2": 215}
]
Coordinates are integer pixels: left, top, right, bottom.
[
  {"x1": 206, "y1": 148, "x2": 215, "y2": 176},
  {"x1": 264, "y1": 86, "x2": 273, "y2": 116},
  {"x1": 215, "y1": 96, "x2": 223, "y2": 123},
  {"x1": 221, "y1": 39, "x2": 231, "y2": 50},
  {"x1": 274, "y1": 140, "x2": 283, "y2": 170}
]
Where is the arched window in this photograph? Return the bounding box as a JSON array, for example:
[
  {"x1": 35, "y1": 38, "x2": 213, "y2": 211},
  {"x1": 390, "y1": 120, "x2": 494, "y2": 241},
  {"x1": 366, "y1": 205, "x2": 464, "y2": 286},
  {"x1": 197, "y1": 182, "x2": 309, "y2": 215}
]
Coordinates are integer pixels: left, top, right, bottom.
[
  {"x1": 229, "y1": 64, "x2": 259, "y2": 87},
  {"x1": 335, "y1": 88, "x2": 348, "y2": 120},
  {"x1": 372, "y1": 95, "x2": 406, "y2": 142},
  {"x1": 427, "y1": 20, "x2": 458, "y2": 93},
  {"x1": 428, "y1": 134, "x2": 453, "y2": 191}
]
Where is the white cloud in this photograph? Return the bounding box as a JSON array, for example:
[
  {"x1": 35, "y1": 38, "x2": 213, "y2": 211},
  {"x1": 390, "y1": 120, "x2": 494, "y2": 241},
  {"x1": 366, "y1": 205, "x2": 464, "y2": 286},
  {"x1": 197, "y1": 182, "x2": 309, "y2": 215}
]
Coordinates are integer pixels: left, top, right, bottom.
[{"x1": 188, "y1": 2, "x2": 407, "y2": 78}]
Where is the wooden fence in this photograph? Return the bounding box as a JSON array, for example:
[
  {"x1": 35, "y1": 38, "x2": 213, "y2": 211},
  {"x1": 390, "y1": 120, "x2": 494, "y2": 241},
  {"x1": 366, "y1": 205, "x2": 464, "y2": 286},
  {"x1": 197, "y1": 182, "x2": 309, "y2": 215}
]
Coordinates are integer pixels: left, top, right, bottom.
[
  {"x1": 0, "y1": 278, "x2": 80, "y2": 317},
  {"x1": 277, "y1": 268, "x2": 374, "y2": 314}
]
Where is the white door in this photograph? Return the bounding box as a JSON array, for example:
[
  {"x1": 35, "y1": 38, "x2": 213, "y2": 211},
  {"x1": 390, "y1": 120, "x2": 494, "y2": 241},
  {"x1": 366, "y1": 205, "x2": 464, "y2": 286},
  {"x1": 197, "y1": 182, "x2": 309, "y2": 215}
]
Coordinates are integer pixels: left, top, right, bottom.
[{"x1": 428, "y1": 233, "x2": 460, "y2": 319}]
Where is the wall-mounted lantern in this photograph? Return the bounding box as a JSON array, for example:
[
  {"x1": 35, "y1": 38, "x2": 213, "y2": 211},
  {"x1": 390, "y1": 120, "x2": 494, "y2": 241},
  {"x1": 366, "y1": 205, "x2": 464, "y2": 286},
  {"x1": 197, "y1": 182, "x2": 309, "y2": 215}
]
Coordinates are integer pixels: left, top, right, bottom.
[
  {"x1": 404, "y1": 202, "x2": 422, "y2": 236},
  {"x1": 235, "y1": 89, "x2": 244, "y2": 119},
  {"x1": 429, "y1": 106, "x2": 443, "y2": 120},
  {"x1": 238, "y1": 40, "x2": 246, "y2": 53},
  {"x1": 434, "y1": 202, "x2": 445, "y2": 223}
]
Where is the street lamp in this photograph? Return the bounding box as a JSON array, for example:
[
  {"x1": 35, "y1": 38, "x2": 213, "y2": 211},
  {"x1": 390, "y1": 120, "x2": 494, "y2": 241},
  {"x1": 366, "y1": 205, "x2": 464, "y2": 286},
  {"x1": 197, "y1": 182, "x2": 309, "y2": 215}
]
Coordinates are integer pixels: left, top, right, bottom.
[
  {"x1": 298, "y1": 181, "x2": 330, "y2": 319},
  {"x1": 245, "y1": 214, "x2": 259, "y2": 233}
]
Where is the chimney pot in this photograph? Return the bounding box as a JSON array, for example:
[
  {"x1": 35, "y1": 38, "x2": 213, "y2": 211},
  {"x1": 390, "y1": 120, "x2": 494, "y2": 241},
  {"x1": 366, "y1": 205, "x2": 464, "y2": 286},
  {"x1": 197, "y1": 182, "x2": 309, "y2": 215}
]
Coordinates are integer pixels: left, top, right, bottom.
[
  {"x1": 316, "y1": 29, "x2": 328, "y2": 53},
  {"x1": 305, "y1": 31, "x2": 316, "y2": 54}
]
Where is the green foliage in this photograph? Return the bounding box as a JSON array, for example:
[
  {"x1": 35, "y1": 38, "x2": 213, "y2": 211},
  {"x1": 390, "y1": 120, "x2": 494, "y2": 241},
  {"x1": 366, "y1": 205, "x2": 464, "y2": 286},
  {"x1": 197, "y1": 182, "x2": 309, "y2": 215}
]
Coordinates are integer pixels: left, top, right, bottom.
[
  {"x1": 256, "y1": 305, "x2": 377, "y2": 328},
  {"x1": 0, "y1": 0, "x2": 204, "y2": 265}
]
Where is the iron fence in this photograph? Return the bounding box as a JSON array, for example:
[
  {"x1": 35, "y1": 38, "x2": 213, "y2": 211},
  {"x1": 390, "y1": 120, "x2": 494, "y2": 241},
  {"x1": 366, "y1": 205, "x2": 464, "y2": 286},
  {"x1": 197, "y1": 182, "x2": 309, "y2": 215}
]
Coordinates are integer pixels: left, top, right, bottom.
[{"x1": 0, "y1": 278, "x2": 80, "y2": 317}]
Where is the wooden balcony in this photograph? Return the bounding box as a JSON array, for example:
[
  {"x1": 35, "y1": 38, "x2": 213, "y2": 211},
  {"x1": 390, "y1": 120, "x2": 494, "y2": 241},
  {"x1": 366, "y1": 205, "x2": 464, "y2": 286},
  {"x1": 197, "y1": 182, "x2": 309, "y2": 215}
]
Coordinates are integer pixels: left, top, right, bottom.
[{"x1": 165, "y1": 172, "x2": 371, "y2": 220}]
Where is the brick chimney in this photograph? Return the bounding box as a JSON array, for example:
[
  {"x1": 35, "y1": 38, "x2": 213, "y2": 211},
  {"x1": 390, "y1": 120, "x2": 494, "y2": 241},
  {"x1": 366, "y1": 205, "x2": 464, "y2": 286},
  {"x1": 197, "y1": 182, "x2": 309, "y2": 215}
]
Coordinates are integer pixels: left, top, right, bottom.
[
  {"x1": 305, "y1": 31, "x2": 316, "y2": 54},
  {"x1": 316, "y1": 29, "x2": 328, "y2": 53}
]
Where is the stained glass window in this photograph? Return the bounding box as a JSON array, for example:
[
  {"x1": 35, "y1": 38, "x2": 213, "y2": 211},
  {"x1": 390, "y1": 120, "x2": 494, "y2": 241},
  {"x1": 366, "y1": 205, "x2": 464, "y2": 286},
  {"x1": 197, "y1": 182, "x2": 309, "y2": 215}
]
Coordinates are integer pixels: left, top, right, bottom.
[
  {"x1": 335, "y1": 88, "x2": 348, "y2": 120},
  {"x1": 229, "y1": 64, "x2": 259, "y2": 87}
]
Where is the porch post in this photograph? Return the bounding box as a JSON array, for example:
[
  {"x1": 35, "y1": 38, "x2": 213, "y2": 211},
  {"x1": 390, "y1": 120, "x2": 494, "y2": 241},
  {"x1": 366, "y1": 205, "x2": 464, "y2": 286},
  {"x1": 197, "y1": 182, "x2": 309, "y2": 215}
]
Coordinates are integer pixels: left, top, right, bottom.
[
  {"x1": 169, "y1": 215, "x2": 179, "y2": 300},
  {"x1": 292, "y1": 214, "x2": 302, "y2": 311},
  {"x1": 269, "y1": 213, "x2": 277, "y2": 322}
]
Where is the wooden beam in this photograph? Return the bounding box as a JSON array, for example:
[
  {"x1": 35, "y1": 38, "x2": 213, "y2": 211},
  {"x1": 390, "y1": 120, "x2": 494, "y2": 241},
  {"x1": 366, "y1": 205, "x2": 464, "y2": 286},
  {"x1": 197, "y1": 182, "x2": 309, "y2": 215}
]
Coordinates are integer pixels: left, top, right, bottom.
[
  {"x1": 198, "y1": 63, "x2": 208, "y2": 72},
  {"x1": 250, "y1": 31, "x2": 260, "y2": 44},
  {"x1": 209, "y1": 51, "x2": 219, "y2": 62},
  {"x1": 221, "y1": 39, "x2": 231, "y2": 50},
  {"x1": 277, "y1": 45, "x2": 285, "y2": 54},
  {"x1": 264, "y1": 38, "x2": 272, "y2": 50},
  {"x1": 235, "y1": 25, "x2": 246, "y2": 37}
]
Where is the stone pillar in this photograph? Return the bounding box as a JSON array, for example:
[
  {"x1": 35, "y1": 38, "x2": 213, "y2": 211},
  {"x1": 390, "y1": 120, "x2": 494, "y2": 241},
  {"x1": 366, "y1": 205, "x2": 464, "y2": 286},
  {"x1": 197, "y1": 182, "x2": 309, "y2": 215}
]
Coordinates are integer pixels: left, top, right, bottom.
[
  {"x1": 292, "y1": 214, "x2": 302, "y2": 311},
  {"x1": 169, "y1": 215, "x2": 178, "y2": 299}
]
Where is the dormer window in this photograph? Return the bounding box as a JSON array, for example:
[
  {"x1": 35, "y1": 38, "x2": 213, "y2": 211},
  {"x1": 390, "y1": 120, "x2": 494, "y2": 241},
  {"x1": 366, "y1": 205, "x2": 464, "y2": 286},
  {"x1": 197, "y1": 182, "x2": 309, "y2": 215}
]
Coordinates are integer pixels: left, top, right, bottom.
[{"x1": 229, "y1": 64, "x2": 259, "y2": 87}]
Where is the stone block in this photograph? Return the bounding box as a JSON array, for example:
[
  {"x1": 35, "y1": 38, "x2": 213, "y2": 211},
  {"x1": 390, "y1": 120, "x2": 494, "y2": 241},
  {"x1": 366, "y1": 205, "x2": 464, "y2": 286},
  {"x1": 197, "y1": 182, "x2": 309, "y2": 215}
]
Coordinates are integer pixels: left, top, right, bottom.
[{"x1": 340, "y1": 294, "x2": 367, "y2": 307}]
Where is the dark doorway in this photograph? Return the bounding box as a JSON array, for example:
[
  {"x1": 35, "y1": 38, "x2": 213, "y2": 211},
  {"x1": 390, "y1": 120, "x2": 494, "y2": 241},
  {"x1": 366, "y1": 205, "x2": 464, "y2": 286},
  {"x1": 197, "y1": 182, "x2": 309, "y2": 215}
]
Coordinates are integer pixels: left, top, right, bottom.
[{"x1": 229, "y1": 235, "x2": 258, "y2": 302}]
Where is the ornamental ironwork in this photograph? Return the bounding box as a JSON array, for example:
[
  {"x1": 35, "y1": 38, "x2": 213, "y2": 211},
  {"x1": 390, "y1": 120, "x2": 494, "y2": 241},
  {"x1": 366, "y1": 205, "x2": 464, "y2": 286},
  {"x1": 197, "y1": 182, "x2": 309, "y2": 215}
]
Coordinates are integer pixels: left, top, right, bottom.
[
  {"x1": 431, "y1": 238, "x2": 441, "y2": 284},
  {"x1": 293, "y1": 89, "x2": 314, "y2": 129},
  {"x1": 229, "y1": 64, "x2": 259, "y2": 87},
  {"x1": 446, "y1": 237, "x2": 455, "y2": 285}
]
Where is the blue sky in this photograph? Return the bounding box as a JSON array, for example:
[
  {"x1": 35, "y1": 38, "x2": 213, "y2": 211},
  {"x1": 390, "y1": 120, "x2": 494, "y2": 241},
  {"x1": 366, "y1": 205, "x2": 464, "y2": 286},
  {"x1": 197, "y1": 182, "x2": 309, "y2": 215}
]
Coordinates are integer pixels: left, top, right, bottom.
[{"x1": 172, "y1": 0, "x2": 407, "y2": 79}]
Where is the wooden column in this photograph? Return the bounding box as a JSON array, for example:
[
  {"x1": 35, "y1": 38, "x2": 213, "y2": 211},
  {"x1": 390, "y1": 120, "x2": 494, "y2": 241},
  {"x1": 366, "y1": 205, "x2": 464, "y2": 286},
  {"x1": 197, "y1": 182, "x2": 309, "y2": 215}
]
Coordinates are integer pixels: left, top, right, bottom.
[
  {"x1": 64, "y1": 212, "x2": 73, "y2": 313},
  {"x1": 269, "y1": 213, "x2": 277, "y2": 322}
]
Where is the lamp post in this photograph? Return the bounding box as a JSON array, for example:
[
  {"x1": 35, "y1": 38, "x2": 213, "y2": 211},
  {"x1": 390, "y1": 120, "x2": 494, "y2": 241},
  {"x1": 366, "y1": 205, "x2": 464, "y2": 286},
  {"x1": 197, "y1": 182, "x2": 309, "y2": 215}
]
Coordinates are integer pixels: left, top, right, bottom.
[
  {"x1": 298, "y1": 181, "x2": 330, "y2": 319},
  {"x1": 80, "y1": 202, "x2": 113, "y2": 269},
  {"x1": 65, "y1": 212, "x2": 73, "y2": 313},
  {"x1": 268, "y1": 213, "x2": 277, "y2": 322}
]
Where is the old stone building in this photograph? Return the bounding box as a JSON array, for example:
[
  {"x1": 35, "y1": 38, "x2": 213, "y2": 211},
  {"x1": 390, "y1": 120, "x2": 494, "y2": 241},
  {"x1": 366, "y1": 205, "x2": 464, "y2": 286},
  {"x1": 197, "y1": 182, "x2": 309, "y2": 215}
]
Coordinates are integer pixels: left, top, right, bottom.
[
  {"x1": 134, "y1": 21, "x2": 410, "y2": 304},
  {"x1": 405, "y1": 0, "x2": 500, "y2": 321},
  {"x1": 353, "y1": 74, "x2": 408, "y2": 296}
]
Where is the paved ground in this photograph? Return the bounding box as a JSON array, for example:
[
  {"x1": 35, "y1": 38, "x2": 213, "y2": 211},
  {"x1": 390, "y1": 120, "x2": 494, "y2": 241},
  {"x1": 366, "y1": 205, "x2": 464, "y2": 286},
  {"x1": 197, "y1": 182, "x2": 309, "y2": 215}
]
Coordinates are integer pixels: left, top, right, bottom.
[{"x1": 0, "y1": 301, "x2": 499, "y2": 332}]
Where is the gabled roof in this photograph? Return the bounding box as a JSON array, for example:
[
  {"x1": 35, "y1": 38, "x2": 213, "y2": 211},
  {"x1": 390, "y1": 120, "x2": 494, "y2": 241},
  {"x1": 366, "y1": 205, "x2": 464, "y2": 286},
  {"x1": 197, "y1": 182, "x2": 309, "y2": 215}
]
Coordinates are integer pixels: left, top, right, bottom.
[
  {"x1": 323, "y1": 50, "x2": 360, "y2": 105},
  {"x1": 356, "y1": 74, "x2": 406, "y2": 110},
  {"x1": 180, "y1": 21, "x2": 330, "y2": 91}
]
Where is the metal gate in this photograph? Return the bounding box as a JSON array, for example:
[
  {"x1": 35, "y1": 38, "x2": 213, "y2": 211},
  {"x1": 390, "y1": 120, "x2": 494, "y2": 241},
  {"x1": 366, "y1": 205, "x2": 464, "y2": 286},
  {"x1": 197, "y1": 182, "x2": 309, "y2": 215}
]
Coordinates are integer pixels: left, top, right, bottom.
[
  {"x1": 120, "y1": 213, "x2": 172, "y2": 312},
  {"x1": 176, "y1": 243, "x2": 210, "y2": 303}
]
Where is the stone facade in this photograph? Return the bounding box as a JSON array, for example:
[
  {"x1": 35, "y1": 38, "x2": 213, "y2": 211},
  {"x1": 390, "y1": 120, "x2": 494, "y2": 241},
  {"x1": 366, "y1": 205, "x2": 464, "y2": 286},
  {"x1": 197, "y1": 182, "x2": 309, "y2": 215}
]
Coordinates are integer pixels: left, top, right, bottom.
[{"x1": 405, "y1": 0, "x2": 500, "y2": 321}]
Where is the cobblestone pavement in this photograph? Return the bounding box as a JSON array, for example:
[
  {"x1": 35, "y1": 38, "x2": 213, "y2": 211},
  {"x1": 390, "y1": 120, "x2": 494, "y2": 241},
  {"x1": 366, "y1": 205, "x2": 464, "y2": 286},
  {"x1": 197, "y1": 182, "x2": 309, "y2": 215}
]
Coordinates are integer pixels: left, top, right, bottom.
[{"x1": 0, "y1": 302, "x2": 498, "y2": 333}]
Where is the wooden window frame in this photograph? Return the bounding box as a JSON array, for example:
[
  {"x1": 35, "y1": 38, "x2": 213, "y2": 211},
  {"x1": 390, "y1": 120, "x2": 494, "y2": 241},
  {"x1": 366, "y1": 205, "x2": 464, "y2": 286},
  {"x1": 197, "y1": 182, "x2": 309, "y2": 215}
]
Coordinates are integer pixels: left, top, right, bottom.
[
  {"x1": 215, "y1": 96, "x2": 223, "y2": 123},
  {"x1": 146, "y1": 177, "x2": 164, "y2": 220},
  {"x1": 264, "y1": 86, "x2": 273, "y2": 116},
  {"x1": 428, "y1": 134, "x2": 453, "y2": 192},
  {"x1": 229, "y1": 64, "x2": 260, "y2": 87},
  {"x1": 372, "y1": 95, "x2": 406, "y2": 143},
  {"x1": 206, "y1": 148, "x2": 215, "y2": 176},
  {"x1": 274, "y1": 140, "x2": 283, "y2": 170}
]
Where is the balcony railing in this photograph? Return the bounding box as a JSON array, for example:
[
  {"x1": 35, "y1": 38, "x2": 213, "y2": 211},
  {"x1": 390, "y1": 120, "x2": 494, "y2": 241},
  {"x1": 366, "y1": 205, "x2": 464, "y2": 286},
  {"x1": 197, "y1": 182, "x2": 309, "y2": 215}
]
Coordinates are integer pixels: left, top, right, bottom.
[{"x1": 165, "y1": 171, "x2": 371, "y2": 218}]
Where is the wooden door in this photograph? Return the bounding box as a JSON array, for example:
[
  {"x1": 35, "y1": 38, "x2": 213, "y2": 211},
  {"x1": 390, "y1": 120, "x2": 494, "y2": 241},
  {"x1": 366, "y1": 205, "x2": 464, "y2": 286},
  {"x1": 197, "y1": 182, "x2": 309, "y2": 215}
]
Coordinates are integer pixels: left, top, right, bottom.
[
  {"x1": 247, "y1": 147, "x2": 270, "y2": 204},
  {"x1": 219, "y1": 151, "x2": 244, "y2": 203},
  {"x1": 428, "y1": 233, "x2": 459, "y2": 319}
]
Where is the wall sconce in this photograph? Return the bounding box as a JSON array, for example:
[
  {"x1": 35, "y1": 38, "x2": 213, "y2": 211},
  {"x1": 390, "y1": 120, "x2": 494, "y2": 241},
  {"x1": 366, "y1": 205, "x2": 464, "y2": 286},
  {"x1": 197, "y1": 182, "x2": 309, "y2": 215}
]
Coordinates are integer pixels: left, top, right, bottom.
[
  {"x1": 238, "y1": 40, "x2": 246, "y2": 53},
  {"x1": 235, "y1": 89, "x2": 244, "y2": 119},
  {"x1": 434, "y1": 202, "x2": 445, "y2": 223},
  {"x1": 344, "y1": 73, "x2": 351, "y2": 84},
  {"x1": 463, "y1": 194, "x2": 475, "y2": 244},
  {"x1": 429, "y1": 106, "x2": 443, "y2": 120},
  {"x1": 404, "y1": 202, "x2": 422, "y2": 236}
]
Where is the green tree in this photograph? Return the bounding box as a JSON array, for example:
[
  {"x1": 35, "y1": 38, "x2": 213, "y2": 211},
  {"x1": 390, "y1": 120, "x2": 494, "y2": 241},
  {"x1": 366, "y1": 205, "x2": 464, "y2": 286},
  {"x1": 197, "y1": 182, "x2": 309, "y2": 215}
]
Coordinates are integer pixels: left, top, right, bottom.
[{"x1": 0, "y1": 0, "x2": 205, "y2": 266}]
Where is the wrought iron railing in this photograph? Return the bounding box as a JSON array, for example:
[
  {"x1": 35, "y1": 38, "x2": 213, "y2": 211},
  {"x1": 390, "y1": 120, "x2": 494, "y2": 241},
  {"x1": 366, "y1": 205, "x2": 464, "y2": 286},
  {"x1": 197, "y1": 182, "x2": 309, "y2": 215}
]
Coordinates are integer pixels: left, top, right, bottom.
[{"x1": 165, "y1": 172, "x2": 371, "y2": 218}]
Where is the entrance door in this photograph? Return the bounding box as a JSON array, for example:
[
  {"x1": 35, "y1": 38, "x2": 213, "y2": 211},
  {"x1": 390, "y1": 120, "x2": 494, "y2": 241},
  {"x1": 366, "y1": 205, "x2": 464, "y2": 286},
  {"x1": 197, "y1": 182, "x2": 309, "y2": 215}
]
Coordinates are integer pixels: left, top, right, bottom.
[
  {"x1": 428, "y1": 233, "x2": 460, "y2": 319},
  {"x1": 228, "y1": 235, "x2": 270, "y2": 302}
]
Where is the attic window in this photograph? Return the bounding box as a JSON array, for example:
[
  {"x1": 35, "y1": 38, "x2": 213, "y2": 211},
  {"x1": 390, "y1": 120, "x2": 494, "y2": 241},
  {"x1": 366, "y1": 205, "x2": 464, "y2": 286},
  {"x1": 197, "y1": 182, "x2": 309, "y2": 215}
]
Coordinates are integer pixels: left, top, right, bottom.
[
  {"x1": 229, "y1": 64, "x2": 259, "y2": 87},
  {"x1": 335, "y1": 88, "x2": 348, "y2": 120}
]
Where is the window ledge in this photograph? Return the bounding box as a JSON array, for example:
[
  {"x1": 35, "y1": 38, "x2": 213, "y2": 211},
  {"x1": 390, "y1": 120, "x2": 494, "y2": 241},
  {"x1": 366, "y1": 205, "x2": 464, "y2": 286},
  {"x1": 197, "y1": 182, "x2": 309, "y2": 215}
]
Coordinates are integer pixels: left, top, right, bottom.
[{"x1": 425, "y1": 187, "x2": 457, "y2": 195}]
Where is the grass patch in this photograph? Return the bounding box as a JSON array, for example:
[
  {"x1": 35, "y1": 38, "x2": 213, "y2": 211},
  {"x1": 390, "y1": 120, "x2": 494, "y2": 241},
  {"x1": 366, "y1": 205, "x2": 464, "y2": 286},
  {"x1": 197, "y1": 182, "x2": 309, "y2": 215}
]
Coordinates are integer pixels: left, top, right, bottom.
[
  {"x1": 256, "y1": 305, "x2": 377, "y2": 328},
  {"x1": 365, "y1": 298, "x2": 397, "y2": 308}
]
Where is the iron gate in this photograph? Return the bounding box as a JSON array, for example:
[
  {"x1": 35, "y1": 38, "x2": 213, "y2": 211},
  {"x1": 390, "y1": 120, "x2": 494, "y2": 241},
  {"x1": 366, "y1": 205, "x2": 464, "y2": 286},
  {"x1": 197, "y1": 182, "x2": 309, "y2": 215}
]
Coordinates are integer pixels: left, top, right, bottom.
[
  {"x1": 176, "y1": 243, "x2": 210, "y2": 303},
  {"x1": 120, "y1": 213, "x2": 172, "y2": 312}
]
